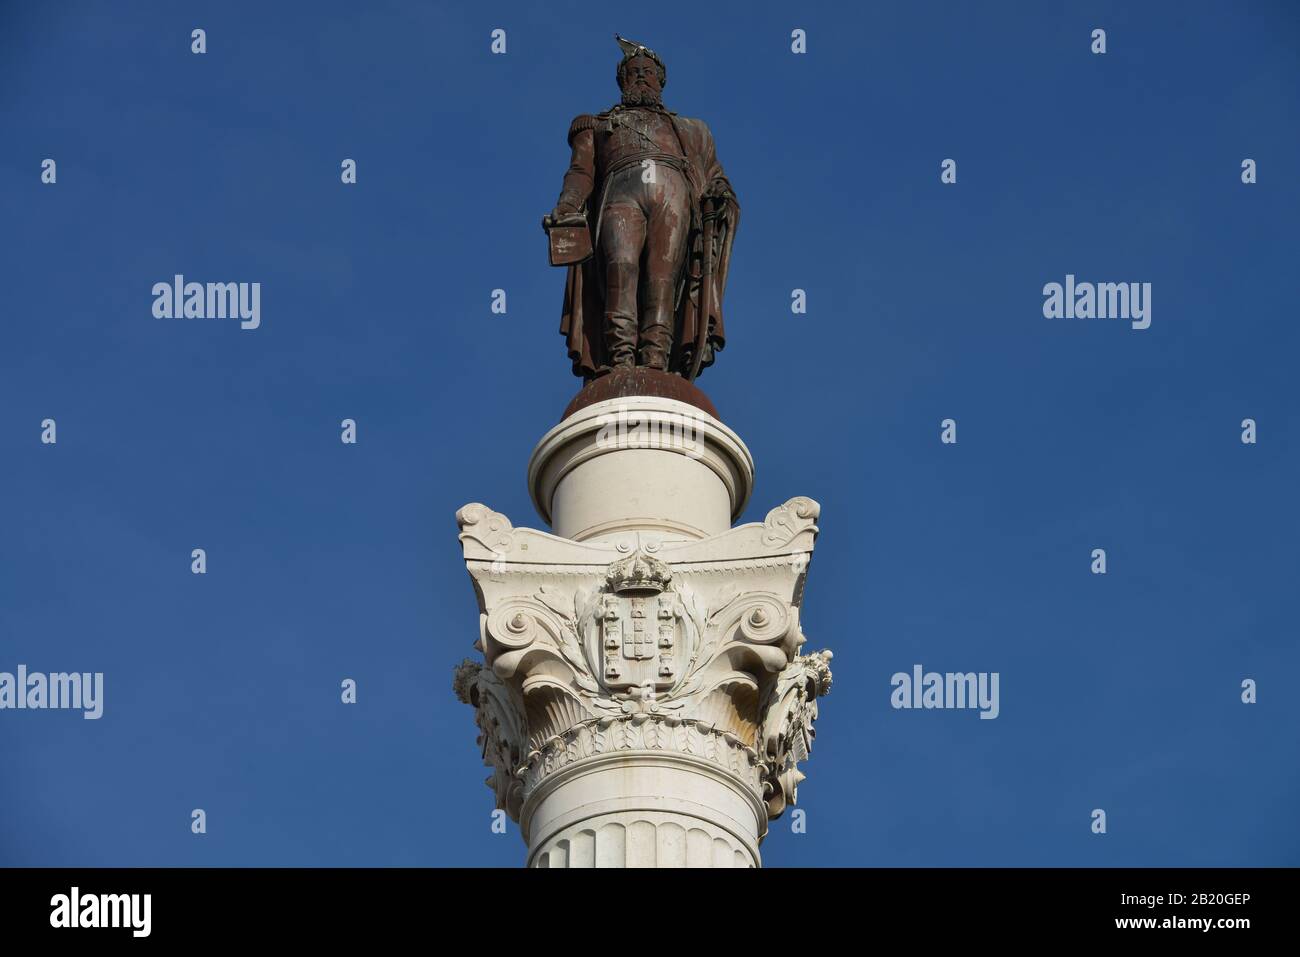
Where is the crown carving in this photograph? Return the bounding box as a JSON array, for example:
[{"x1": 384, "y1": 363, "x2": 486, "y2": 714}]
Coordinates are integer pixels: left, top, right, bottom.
[{"x1": 605, "y1": 548, "x2": 672, "y2": 594}]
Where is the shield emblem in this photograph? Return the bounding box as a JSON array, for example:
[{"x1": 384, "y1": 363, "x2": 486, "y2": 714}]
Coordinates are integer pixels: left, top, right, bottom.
[{"x1": 599, "y1": 592, "x2": 679, "y2": 692}]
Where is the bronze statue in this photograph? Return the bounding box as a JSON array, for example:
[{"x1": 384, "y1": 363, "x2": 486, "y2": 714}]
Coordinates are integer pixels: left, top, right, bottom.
[{"x1": 544, "y1": 36, "x2": 739, "y2": 383}]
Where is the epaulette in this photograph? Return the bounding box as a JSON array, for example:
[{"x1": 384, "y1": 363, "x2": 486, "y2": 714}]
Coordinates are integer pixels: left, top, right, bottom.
[{"x1": 567, "y1": 114, "x2": 597, "y2": 145}]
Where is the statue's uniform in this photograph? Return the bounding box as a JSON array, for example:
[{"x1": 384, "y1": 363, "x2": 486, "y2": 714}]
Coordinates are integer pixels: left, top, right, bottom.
[{"x1": 557, "y1": 106, "x2": 695, "y2": 370}]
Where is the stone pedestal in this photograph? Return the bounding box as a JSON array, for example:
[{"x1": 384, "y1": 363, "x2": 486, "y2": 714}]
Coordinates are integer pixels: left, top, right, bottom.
[
  {"x1": 528, "y1": 396, "x2": 752, "y2": 541},
  {"x1": 454, "y1": 393, "x2": 832, "y2": 867}
]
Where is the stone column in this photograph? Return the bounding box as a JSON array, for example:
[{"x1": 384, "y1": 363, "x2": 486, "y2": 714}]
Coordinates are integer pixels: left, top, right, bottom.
[{"x1": 453, "y1": 394, "x2": 832, "y2": 867}]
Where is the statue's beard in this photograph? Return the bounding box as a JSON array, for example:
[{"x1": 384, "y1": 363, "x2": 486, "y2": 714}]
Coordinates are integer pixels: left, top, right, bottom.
[{"x1": 620, "y1": 83, "x2": 662, "y2": 107}]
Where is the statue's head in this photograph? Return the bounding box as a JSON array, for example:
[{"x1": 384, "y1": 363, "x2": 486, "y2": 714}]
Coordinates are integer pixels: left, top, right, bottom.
[{"x1": 615, "y1": 36, "x2": 666, "y2": 107}]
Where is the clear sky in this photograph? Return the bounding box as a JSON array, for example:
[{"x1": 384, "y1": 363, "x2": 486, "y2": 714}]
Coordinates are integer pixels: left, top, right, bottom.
[{"x1": 2, "y1": 1, "x2": 1297, "y2": 867}]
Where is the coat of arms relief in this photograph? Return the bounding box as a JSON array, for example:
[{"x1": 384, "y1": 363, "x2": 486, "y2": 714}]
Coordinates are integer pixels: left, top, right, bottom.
[{"x1": 453, "y1": 497, "x2": 833, "y2": 824}]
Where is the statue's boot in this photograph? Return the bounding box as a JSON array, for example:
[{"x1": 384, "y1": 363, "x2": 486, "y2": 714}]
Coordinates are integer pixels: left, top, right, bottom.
[
  {"x1": 638, "y1": 279, "x2": 675, "y2": 371},
  {"x1": 604, "y1": 261, "x2": 639, "y2": 368}
]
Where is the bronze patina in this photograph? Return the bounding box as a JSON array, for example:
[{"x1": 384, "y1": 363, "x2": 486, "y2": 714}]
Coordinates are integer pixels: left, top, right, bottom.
[{"x1": 544, "y1": 35, "x2": 739, "y2": 384}]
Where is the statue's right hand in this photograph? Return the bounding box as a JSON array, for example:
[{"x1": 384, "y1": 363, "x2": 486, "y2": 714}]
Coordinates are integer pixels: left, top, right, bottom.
[{"x1": 546, "y1": 207, "x2": 586, "y2": 230}]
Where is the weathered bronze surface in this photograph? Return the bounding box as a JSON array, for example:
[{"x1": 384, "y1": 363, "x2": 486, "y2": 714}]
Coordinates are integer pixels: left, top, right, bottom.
[
  {"x1": 560, "y1": 367, "x2": 720, "y2": 421},
  {"x1": 544, "y1": 35, "x2": 739, "y2": 384}
]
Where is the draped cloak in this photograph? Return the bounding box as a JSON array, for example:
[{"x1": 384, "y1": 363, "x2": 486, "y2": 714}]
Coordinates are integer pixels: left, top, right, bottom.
[{"x1": 557, "y1": 108, "x2": 739, "y2": 381}]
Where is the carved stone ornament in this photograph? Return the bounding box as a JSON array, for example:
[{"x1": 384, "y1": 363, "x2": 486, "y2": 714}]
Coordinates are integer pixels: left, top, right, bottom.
[{"x1": 452, "y1": 496, "x2": 833, "y2": 831}]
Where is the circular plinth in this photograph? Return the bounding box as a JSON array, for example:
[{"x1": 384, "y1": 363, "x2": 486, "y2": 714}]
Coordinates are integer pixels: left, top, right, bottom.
[
  {"x1": 527, "y1": 395, "x2": 755, "y2": 542},
  {"x1": 563, "y1": 368, "x2": 719, "y2": 421}
]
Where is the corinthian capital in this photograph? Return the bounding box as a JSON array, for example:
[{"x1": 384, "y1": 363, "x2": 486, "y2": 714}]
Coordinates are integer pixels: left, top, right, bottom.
[{"x1": 453, "y1": 499, "x2": 833, "y2": 842}]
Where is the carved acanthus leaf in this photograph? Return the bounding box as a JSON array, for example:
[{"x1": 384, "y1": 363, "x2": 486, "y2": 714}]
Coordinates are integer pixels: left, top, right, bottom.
[
  {"x1": 533, "y1": 586, "x2": 601, "y2": 695},
  {"x1": 455, "y1": 660, "x2": 527, "y2": 820},
  {"x1": 758, "y1": 649, "x2": 833, "y2": 819}
]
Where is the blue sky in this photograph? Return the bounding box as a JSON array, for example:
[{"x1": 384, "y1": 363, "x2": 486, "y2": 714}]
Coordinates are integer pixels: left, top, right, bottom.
[{"x1": 1, "y1": 0, "x2": 1297, "y2": 866}]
